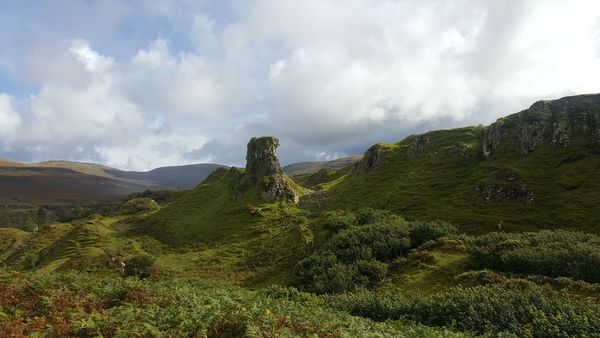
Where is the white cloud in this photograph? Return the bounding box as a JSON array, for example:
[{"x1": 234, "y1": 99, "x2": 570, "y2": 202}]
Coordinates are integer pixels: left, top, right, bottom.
[
  {"x1": 101, "y1": 132, "x2": 211, "y2": 171},
  {"x1": 2, "y1": 0, "x2": 600, "y2": 168},
  {"x1": 25, "y1": 40, "x2": 144, "y2": 149},
  {"x1": 126, "y1": 39, "x2": 225, "y2": 118},
  {"x1": 10, "y1": 38, "x2": 217, "y2": 169},
  {"x1": 0, "y1": 93, "x2": 21, "y2": 137},
  {"x1": 247, "y1": 0, "x2": 600, "y2": 145}
]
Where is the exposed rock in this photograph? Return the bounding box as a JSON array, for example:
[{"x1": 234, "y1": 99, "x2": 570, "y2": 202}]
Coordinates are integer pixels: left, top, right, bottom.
[
  {"x1": 552, "y1": 119, "x2": 571, "y2": 147},
  {"x1": 483, "y1": 94, "x2": 600, "y2": 157},
  {"x1": 246, "y1": 137, "x2": 282, "y2": 177},
  {"x1": 407, "y1": 135, "x2": 430, "y2": 160},
  {"x1": 475, "y1": 169, "x2": 534, "y2": 204},
  {"x1": 353, "y1": 143, "x2": 387, "y2": 172},
  {"x1": 299, "y1": 190, "x2": 329, "y2": 209},
  {"x1": 447, "y1": 142, "x2": 470, "y2": 159},
  {"x1": 476, "y1": 183, "x2": 535, "y2": 205},
  {"x1": 242, "y1": 137, "x2": 298, "y2": 203}
]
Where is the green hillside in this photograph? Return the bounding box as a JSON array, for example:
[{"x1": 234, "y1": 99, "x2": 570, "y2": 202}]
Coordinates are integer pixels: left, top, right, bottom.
[
  {"x1": 137, "y1": 138, "x2": 301, "y2": 244},
  {"x1": 299, "y1": 94, "x2": 600, "y2": 233},
  {"x1": 3, "y1": 96, "x2": 600, "y2": 337},
  {"x1": 283, "y1": 155, "x2": 362, "y2": 176}
]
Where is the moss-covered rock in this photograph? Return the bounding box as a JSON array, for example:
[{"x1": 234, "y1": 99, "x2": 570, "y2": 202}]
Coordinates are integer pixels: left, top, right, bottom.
[
  {"x1": 118, "y1": 198, "x2": 159, "y2": 214},
  {"x1": 244, "y1": 137, "x2": 298, "y2": 203}
]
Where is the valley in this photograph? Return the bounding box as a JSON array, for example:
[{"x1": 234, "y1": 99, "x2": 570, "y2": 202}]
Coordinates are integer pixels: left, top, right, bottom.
[{"x1": 2, "y1": 94, "x2": 600, "y2": 337}]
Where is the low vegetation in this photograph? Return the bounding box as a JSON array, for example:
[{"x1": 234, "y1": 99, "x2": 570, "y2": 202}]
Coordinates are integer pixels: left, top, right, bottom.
[
  {"x1": 0, "y1": 271, "x2": 464, "y2": 337},
  {"x1": 296, "y1": 210, "x2": 458, "y2": 293},
  {"x1": 467, "y1": 230, "x2": 600, "y2": 283},
  {"x1": 3, "y1": 96, "x2": 600, "y2": 336}
]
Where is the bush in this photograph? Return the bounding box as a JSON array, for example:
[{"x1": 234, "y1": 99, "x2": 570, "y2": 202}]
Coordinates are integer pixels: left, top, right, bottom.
[
  {"x1": 320, "y1": 211, "x2": 356, "y2": 233},
  {"x1": 354, "y1": 207, "x2": 394, "y2": 225},
  {"x1": 123, "y1": 255, "x2": 155, "y2": 279},
  {"x1": 322, "y1": 282, "x2": 600, "y2": 337},
  {"x1": 124, "y1": 189, "x2": 188, "y2": 205},
  {"x1": 296, "y1": 253, "x2": 368, "y2": 294},
  {"x1": 408, "y1": 221, "x2": 458, "y2": 248},
  {"x1": 467, "y1": 230, "x2": 600, "y2": 283},
  {"x1": 295, "y1": 218, "x2": 458, "y2": 294},
  {"x1": 118, "y1": 198, "x2": 160, "y2": 215}
]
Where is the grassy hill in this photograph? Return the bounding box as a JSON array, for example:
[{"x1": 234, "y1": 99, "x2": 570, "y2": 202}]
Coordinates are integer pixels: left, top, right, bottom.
[
  {"x1": 283, "y1": 155, "x2": 362, "y2": 176},
  {"x1": 3, "y1": 95, "x2": 600, "y2": 336},
  {"x1": 297, "y1": 94, "x2": 600, "y2": 234}
]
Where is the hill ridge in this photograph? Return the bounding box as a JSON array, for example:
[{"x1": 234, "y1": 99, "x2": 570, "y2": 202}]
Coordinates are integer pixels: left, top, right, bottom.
[{"x1": 298, "y1": 93, "x2": 600, "y2": 233}]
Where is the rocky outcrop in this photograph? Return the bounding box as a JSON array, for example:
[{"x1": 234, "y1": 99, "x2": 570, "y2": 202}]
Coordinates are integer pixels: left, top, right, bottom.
[
  {"x1": 353, "y1": 143, "x2": 387, "y2": 172},
  {"x1": 407, "y1": 135, "x2": 430, "y2": 160},
  {"x1": 475, "y1": 169, "x2": 534, "y2": 205},
  {"x1": 476, "y1": 183, "x2": 534, "y2": 205},
  {"x1": 483, "y1": 94, "x2": 600, "y2": 157},
  {"x1": 447, "y1": 142, "x2": 470, "y2": 159},
  {"x1": 243, "y1": 137, "x2": 298, "y2": 203}
]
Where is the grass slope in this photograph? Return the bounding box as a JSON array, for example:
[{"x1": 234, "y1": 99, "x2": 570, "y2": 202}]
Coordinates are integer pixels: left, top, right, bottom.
[
  {"x1": 139, "y1": 168, "x2": 304, "y2": 245},
  {"x1": 305, "y1": 126, "x2": 600, "y2": 233},
  {"x1": 283, "y1": 155, "x2": 362, "y2": 176},
  {"x1": 122, "y1": 168, "x2": 313, "y2": 284}
]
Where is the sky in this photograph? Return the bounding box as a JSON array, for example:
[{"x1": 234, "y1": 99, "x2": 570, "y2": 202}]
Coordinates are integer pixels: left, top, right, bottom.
[{"x1": 1, "y1": 0, "x2": 600, "y2": 171}]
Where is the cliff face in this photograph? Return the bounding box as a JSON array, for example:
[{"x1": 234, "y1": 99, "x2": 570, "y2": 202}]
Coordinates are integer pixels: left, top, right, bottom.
[
  {"x1": 353, "y1": 144, "x2": 387, "y2": 172},
  {"x1": 483, "y1": 94, "x2": 600, "y2": 156},
  {"x1": 244, "y1": 137, "x2": 299, "y2": 203}
]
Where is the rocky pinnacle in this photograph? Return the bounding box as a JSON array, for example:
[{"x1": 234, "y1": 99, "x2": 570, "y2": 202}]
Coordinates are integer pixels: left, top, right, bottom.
[{"x1": 245, "y1": 137, "x2": 299, "y2": 203}]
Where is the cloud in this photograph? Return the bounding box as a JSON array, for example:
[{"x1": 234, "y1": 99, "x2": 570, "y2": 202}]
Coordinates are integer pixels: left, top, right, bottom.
[
  {"x1": 125, "y1": 39, "x2": 225, "y2": 118},
  {"x1": 230, "y1": 0, "x2": 600, "y2": 162},
  {"x1": 1, "y1": 0, "x2": 600, "y2": 169},
  {"x1": 7, "y1": 38, "x2": 220, "y2": 170},
  {"x1": 0, "y1": 93, "x2": 21, "y2": 138},
  {"x1": 101, "y1": 131, "x2": 211, "y2": 171},
  {"x1": 24, "y1": 40, "x2": 144, "y2": 152}
]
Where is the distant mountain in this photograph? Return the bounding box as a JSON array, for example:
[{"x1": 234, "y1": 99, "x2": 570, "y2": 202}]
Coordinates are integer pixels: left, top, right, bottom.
[
  {"x1": 106, "y1": 164, "x2": 227, "y2": 189},
  {"x1": 0, "y1": 160, "x2": 224, "y2": 205},
  {"x1": 283, "y1": 156, "x2": 362, "y2": 176}
]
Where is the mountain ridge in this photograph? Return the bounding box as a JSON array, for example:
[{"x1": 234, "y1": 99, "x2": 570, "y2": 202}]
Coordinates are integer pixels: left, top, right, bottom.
[
  {"x1": 298, "y1": 93, "x2": 600, "y2": 233},
  {"x1": 0, "y1": 160, "x2": 225, "y2": 205}
]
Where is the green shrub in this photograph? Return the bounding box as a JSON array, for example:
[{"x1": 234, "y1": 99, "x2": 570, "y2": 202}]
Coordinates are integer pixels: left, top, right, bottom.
[
  {"x1": 321, "y1": 211, "x2": 356, "y2": 233},
  {"x1": 125, "y1": 189, "x2": 188, "y2": 205},
  {"x1": 123, "y1": 255, "x2": 155, "y2": 279},
  {"x1": 354, "y1": 207, "x2": 394, "y2": 225},
  {"x1": 468, "y1": 230, "x2": 600, "y2": 283},
  {"x1": 118, "y1": 198, "x2": 160, "y2": 215},
  {"x1": 408, "y1": 221, "x2": 459, "y2": 248},
  {"x1": 323, "y1": 282, "x2": 600, "y2": 337},
  {"x1": 296, "y1": 218, "x2": 457, "y2": 293}
]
